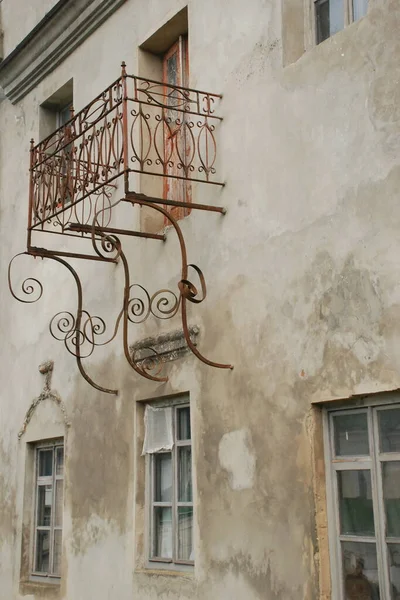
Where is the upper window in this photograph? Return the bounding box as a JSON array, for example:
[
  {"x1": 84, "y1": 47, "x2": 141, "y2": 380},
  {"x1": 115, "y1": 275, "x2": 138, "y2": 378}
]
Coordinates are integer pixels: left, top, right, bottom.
[
  {"x1": 162, "y1": 35, "x2": 191, "y2": 222},
  {"x1": 314, "y1": 0, "x2": 368, "y2": 44},
  {"x1": 325, "y1": 403, "x2": 400, "y2": 599},
  {"x1": 32, "y1": 440, "x2": 64, "y2": 580},
  {"x1": 143, "y1": 401, "x2": 193, "y2": 567}
]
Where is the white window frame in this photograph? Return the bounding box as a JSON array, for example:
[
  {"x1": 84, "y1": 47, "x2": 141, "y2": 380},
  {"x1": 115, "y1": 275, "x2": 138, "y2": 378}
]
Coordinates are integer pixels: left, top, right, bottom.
[
  {"x1": 145, "y1": 398, "x2": 194, "y2": 571},
  {"x1": 31, "y1": 439, "x2": 64, "y2": 582},
  {"x1": 310, "y1": 0, "x2": 368, "y2": 45},
  {"x1": 323, "y1": 400, "x2": 400, "y2": 599}
]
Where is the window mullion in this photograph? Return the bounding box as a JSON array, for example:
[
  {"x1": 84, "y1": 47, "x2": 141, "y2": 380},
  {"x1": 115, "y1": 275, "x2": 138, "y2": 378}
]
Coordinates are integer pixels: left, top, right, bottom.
[
  {"x1": 48, "y1": 448, "x2": 56, "y2": 576},
  {"x1": 150, "y1": 455, "x2": 155, "y2": 559},
  {"x1": 372, "y1": 407, "x2": 391, "y2": 598},
  {"x1": 332, "y1": 448, "x2": 346, "y2": 600},
  {"x1": 323, "y1": 411, "x2": 342, "y2": 600},
  {"x1": 32, "y1": 452, "x2": 40, "y2": 575},
  {"x1": 173, "y1": 406, "x2": 178, "y2": 563}
]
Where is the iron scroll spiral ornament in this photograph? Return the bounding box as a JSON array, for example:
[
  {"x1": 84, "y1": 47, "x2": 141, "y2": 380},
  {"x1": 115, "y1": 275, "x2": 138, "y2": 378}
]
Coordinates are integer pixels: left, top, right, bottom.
[
  {"x1": 8, "y1": 253, "x2": 44, "y2": 304},
  {"x1": 178, "y1": 264, "x2": 206, "y2": 304}
]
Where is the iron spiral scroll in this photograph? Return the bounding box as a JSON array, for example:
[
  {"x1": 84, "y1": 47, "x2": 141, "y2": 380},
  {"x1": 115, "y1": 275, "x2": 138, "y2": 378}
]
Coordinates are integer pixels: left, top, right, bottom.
[{"x1": 8, "y1": 246, "x2": 232, "y2": 394}]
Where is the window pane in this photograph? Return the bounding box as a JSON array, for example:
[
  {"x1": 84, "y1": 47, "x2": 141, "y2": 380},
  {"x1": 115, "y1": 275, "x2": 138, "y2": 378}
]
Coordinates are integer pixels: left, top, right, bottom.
[
  {"x1": 353, "y1": 0, "x2": 368, "y2": 21},
  {"x1": 53, "y1": 530, "x2": 62, "y2": 576},
  {"x1": 154, "y1": 453, "x2": 172, "y2": 502},
  {"x1": 333, "y1": 413, "x2": 369, "y2": 456},
  {"x1": 178, "y1": 446, "x2": 192, "y2": 502},
  {"x1": 56, "y1": 447, "x2": 64, "y2": 476},
  {"x1": 383, "y1": 462, "x2": 400, "y2": 538},
  {"x1": 37, "y1": 485, "x2": 52, "y2": 527},
  {"x1": 316, "y1": 0, "x2": 344, "y2": 44},
  {"x1": 54, "y1": 480, "x2": 63, "y2": 527},
  {"x1": 329, "y1": 0, "x2": 344, "y2": 35},
  {"x1": 388, "y1": 544, "x2": 400, "y2": 599},
  {"x1": 38, "y1": 449, "x2": 53, "y2": 477},
  {"x1": 379, "y1": 409, "x2": 400, "y2": 453},
  {"x1": 167, "y1": 52, "x2": 178, "y2": 88},
  {"x1": 342, "y1": 542, "x2": 380, "y2": 599},
  {"x1": 316, "y1": 0, "x2": 330, "y2": 43},
  {"x1": 177, "y1": 407, "x2": 191, "y2": 441},
  {"x1": 338, "y1": 470, "x2": 374, "y2": 536},
  {"x1": 35, "y1": 530, "x2": 50, "y2": 573},
  {"x1": 153, "y1": 507, "x2": 172, "y2": 558},
  {"x1": 178, "y1": 507, "x2": 193, "y2": 561}
]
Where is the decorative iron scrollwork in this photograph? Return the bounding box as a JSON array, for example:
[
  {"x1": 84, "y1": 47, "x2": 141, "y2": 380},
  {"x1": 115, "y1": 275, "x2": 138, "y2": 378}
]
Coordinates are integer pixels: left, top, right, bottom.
[{"x1": 9, "y1": 63, "x2": 232, "y2": 395}]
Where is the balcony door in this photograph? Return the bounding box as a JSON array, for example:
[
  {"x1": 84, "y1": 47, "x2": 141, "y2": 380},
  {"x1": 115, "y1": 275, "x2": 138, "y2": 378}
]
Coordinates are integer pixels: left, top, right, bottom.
[{"x1": 162, "y1": 36, "x2": 191, "y2": 221}]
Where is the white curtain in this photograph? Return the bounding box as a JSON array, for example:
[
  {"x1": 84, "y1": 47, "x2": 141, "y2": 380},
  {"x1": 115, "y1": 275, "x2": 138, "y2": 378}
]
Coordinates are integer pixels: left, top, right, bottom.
[{"x1": 142, "y1": 405, "x2": 173, "y2": 455}]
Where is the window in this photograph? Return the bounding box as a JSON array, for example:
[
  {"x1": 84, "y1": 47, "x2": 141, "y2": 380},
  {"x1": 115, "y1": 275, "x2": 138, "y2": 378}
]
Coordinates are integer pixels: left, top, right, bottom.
[
  {"x1": 40, "y1": 81, "x2": 74, "y2": 209},
  {"x1": 32, "y1": 441, "x2": 64, "y2": 579},
  {"x1": 162, "y1": 35, "x2": 191, "y2": 222},
  {"x1": 325, "y1": 403, "x2": 400, "y2": 599},
  {"x1": 314, "y1": 0, "x2": 368, "y2": 44},
  {"x1": 143, "y1": 402, "x2": 193, "y2": 567}
]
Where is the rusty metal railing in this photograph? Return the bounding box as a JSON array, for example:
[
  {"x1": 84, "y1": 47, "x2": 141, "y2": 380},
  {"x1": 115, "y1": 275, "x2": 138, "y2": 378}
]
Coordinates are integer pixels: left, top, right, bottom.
[{"x1": 28, "y1": 63, "x2": 223, "y2": 237}]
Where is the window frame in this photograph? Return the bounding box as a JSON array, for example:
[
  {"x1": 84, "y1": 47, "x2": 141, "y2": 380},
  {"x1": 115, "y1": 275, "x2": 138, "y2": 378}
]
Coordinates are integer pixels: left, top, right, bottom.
[
  {"x1": 311, "y1": 0, "x2": 368, "y2": 45},
  {"x1": 323, "y1": 401, "x2": 400, "y2": 599},
  {"x1": 162, "y1": 34, "x2": 191, "y2": 222},
  {"x1": 31, "y1": 439, "x2": 64, "y2": 582},
  {"x1": 146, "y1": 400, "x2": 194, "y2": 570}
]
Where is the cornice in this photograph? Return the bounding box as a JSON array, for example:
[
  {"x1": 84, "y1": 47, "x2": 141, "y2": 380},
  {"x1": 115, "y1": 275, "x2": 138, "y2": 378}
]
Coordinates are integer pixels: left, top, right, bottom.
[{"x1": 0, "y1": 0, "x2": 127, "y2": 104}]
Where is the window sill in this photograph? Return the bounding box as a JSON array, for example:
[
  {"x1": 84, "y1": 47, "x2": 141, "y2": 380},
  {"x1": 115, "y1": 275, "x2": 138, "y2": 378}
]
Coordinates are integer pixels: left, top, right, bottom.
[
  {"x1": 137, "y1": 567, "x2": 194, "y2": 578},
  {"x1": 20, "y1": 579, "x2": 61, "y2": 597}
]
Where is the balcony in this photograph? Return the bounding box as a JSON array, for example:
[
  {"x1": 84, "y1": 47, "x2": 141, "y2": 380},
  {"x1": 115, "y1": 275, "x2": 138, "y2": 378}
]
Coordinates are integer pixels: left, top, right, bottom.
[
  {"x1": 28, "y1": 63, "x2": 224, "y2": 251},
  {"x1": 10, "y1": 64, "x2": 232, "y2": 394}
]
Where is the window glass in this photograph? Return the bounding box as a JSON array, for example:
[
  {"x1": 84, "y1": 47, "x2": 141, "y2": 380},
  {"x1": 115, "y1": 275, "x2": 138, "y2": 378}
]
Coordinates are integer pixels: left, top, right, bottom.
[
  {"x1": 178, "y1": 507, "x2": 193, "y2": 561},
  {"x1": 56, "y1": 447, "x2": 64, "y2": 476},
  {"x1": 316, "y1": 0, "x2": 344, "y2": 43},
  {"x1": 379, "y1": 408, "x2": 400, "y2": 453},
  {"x1": 54, "y1": 480, "x2": 63, "y2": 528},
  {"x1": 178, "y1": 446, "x2": 192, "y2": 502},
  {"x1": 39, "y1": 449, "x2": 53, "y2": 477},
  {"x1": 388, "y1": 544, "x2": 400, "y2": 598},
  {"x1": 333, "y1": 413, "x2": 369, "y2": 456},
  {"x1": 316, "y1": 0, "x2": 330, "y2": 43},
  {"x1": 383, "y1": 462, "x2": 400, "y2": 538},
  {"x1": 53, "y1": 530, "x2": 62, "y2": 576},
  {"x1": 36, "y1": 530, "x2": 50, "y2": 573},
  {"x1": 37, "y1": 485, "x2": 52, "y2": 527},
  {"x1": 338, "y1": 470, "x2": 374, "y2": 536},
  {"x1": 352, "y1": 0, "x2": 368, "y2": 21},
  {"x1": 329, "y1": 0, "x2": 345, "y2": 35},
  {"x1": 342, "y1": 541, "x2": 380, "y2": 599},
  {"x1": 154, "y1": 453, "x2": 172, "y2": 503},
  {"x1": 154, "y1": 507, "x2": 173, "y2": 558},
  {"x1": 177, "y1": 406, "x2": 191, "y2": 441}
]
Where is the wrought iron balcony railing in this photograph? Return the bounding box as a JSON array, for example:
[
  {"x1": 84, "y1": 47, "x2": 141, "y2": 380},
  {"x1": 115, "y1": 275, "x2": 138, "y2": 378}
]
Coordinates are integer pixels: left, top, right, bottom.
[
  {"x1": 29, "y1": 63, "x2": 223, "y2": 241},
  {"x1": 9, "y1": 64, "x2": 232, "y2": 395}
]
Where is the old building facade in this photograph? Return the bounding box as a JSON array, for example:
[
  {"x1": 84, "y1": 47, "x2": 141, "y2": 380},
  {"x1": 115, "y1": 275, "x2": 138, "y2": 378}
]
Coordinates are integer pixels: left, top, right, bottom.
[{"x1": 0, "y1": 0, "x2": 399, "y2": 599}]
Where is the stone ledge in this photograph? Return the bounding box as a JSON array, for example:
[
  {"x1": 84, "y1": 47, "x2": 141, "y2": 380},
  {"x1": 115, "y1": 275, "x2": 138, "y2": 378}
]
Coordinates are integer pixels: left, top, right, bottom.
[
  {"x1": 0, "y1": 0, "x2": 127, "y2": 104},
  {"x1": 131, "y1": 326, "x2": 200, "y2": 364}
]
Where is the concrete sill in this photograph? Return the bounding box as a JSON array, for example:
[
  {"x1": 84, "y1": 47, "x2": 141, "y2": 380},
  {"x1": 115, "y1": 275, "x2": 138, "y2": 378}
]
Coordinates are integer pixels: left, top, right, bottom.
[
  {"x1": 135, "y1": 568, "x2": 194, "y2": 579},
  {"x1": 20, "y1": 579, "x2": 60, "y2": 598}
]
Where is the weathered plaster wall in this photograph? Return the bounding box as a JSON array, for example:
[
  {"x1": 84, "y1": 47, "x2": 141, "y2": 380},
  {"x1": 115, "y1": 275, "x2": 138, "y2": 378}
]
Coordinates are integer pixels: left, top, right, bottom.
[
  {"x1": 1, "y1": 0, "x2": 400, "y2": 599},
  {"x1": 0, "y1": 0, "x2": 60, "y2": 56}
]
